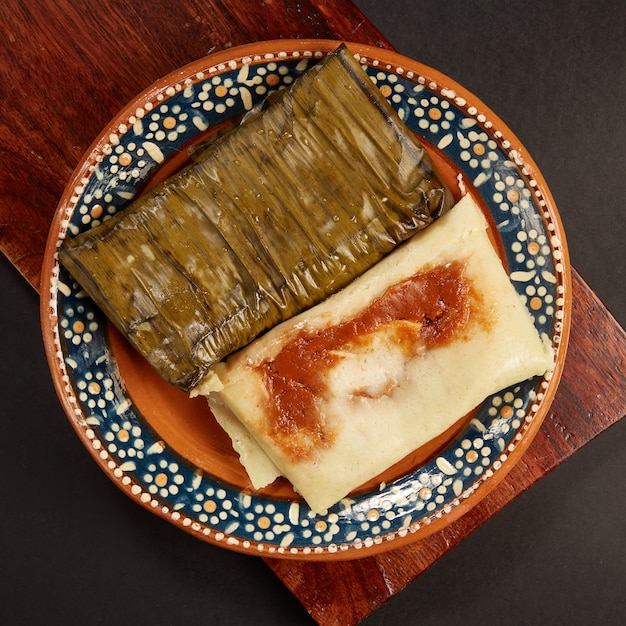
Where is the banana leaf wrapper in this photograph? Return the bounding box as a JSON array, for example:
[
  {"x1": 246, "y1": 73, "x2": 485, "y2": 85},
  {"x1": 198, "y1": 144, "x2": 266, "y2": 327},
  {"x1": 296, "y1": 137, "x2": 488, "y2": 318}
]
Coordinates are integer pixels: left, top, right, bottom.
[{"x1": 59, "y1": 44, "x2": 453, "y2": 391}]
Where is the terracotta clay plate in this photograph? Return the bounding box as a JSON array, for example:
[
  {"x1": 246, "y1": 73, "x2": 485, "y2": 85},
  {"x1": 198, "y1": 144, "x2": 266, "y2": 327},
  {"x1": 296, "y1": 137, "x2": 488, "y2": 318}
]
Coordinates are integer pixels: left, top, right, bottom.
[{"x1": 41, "y1": 40, "x2": 571, "y2": 560}]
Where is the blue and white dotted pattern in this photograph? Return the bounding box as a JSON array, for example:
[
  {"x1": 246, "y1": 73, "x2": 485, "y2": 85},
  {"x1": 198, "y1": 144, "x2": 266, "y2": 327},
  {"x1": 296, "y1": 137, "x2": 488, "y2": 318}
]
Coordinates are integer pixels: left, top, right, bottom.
[{"x1": 48, "y1": 46, "x2": 567, "y2": 557}]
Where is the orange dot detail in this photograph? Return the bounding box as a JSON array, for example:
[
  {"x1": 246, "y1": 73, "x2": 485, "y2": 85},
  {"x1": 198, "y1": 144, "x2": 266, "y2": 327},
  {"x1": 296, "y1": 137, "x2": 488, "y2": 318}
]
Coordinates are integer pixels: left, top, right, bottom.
[
  {"x1": 215, "y1": 85, "x2": 228, "y2": 97},
  {"x1": 203, "y1": 500, "x2": 217, "y2": 513},
  {"x1": 419, "y1": 487, "x2": 432, "y2": 500},
  {"x1": 507, "y1": 189, "x2": 520, "y2": 202},
  {"x1": 530, "y1": 296, "x2": 543, "y2": 310},
  {"x1": 91, "y1": 204, "x2": 104, "y2": 219},
  {"x1": 500, "y1": 405, "x2": 514, "y2": 419},
  {"x1": 466, "y1": 450, "x2": 479, "y2": 463},
  {"x1": 73, "y1": 320, "x2": 85, "y2": 334},
  {"x1": 473, "y1": 143, "x2": 485, "y2": 155},
  {"x1": 366, "y1": 509, "x2": 380, "y2": 521},
  {"x1": 379, "y1": 84, "x2": 392, "y2": 98},
  {"x1": 258, "y1": 516, "x2": 271, "y2": 530},
  {"x1": 527, "y1": 241, "x2": 540, "y2": 255},
  {"x1": 266, "y1": 74, "x2": 280, "y2": 87},
  {"x1": 428, "y1": 107, "x2": 442, "y2": 120},
  {"x1": 155, "y1": 472, "x2": 168, "y2": 487}
]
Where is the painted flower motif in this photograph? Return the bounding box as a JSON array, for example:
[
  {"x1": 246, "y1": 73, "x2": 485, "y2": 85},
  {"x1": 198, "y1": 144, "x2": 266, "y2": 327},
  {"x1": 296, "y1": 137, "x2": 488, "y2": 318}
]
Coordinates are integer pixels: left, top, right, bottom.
[
  {"x1": 451, "y1": 436, "x2": 494, "y2": 477},
  {"x1": 61, "y1": 306, "x2": 94, "y2": 346},
  {"x1": 104, "y1": 419, "x2": 143, "y2": 459},
  {"x1": 142, "y1": 460, "x2": 186, "y2": 498},
  {"x1": 492, "y1": 173, "x2": 534, "y2": 215},
  {"x1": 411, "y1": 93, "x2": 456, "y2": 134},
  {"x1": 486, "y1": 390, "x2": 527, "y2": 441},
  {"x1": 458, "y1": 128, "x2": 499, "y2": 169},
  {"x1": 144, "y1": 104, "x2": 189, "y2": 142},
  {"x1": 309, "y1": 512, "x2": 341, "y2": 545}
]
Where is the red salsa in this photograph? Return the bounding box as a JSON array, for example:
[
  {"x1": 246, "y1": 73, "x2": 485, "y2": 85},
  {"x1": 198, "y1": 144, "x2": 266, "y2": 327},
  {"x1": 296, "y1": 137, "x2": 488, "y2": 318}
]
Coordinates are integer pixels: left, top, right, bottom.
[{"x1": 259, "y1": 261, "x2": 471, "y2": 461}]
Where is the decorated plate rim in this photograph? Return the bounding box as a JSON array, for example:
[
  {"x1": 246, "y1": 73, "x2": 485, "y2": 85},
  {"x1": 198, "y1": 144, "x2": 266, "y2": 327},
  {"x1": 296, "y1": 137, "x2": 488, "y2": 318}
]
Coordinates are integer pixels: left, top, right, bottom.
[{"x1": 41, "y1": 39, "x2": 571, "y2": 561}]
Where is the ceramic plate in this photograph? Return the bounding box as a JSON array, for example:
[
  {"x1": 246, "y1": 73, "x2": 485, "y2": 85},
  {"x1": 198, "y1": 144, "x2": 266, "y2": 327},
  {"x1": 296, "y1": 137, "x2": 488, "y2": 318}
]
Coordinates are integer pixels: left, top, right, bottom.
[{"x1": 41, "y1": 40, "x2": 570, "y2": 560}]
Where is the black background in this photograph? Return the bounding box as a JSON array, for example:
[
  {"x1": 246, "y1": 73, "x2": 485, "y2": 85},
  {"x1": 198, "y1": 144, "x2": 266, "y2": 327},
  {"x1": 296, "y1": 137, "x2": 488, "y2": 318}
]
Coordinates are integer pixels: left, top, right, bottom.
[{"x1": 1, "y1": 1, "x2": 625, "y2": 624}]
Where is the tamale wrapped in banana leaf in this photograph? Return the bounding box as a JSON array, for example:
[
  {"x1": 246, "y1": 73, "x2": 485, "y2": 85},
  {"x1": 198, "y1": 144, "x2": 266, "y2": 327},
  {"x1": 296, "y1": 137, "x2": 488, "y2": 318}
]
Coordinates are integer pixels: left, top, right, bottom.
[{"x1": 60, "y1": 44, "x2": 453, "y2": 391}]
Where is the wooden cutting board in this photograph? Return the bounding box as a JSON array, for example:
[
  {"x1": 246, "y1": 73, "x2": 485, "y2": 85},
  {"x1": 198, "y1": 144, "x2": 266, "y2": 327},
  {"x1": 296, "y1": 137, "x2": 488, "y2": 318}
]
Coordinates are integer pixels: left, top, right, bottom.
[{"x1": 1, "y1": 1, "x2": 625, "y2": 624}]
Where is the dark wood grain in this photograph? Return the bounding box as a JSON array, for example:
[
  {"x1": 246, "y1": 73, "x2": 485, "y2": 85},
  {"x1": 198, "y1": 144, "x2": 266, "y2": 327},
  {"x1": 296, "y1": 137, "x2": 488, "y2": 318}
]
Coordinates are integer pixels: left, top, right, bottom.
[{"x1": 1, "y1": 2, "x2": 625, "y2": 625}]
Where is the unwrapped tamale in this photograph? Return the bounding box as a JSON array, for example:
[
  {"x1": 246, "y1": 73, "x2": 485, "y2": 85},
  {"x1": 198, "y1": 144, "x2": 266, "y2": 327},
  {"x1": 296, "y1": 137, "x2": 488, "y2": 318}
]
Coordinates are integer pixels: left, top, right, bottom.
[
  {"x1": 60, "y1": 45, "x2": 453, "y2": 391},
  {"x1": 204, "y1": 195, "x2": 554, "y2": 513}
]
